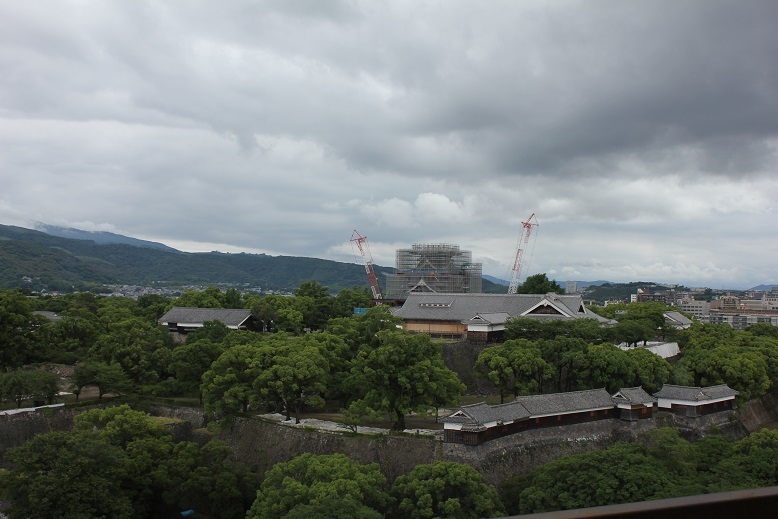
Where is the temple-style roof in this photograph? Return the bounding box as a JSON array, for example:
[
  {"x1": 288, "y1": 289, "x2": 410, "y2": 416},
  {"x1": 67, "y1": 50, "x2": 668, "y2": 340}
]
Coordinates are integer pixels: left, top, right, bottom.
[
  {"x1": 393, "y1": 293, "x2": 609, "y2": 323},
  {"x1": 516, "y1": 389, "x2": 614, "y2": 416},
  {"x1": 159, "y1": 307, "x2": 253, "y2": 329},
  {"x1": 654, "y1": 384, "x2": 739, "y2": 402},
  {"x1": 443, "y1": 388, "x2": 615, "y2": 426},
  {"x1": 612, "y1": 387, "x2": 656, "y2": 405},
  {"x1": 443, "y1": 400, "x2": 531, "y2": 427}
]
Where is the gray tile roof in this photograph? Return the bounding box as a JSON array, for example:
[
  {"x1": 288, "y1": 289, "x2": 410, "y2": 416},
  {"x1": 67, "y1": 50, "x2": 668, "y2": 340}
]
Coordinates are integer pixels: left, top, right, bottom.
[
  {"x1": 654, "y1": 384, "x2": 739, "y2": 402},
  {"x1": 159, "y1": 307, "x2": 252, "y2": 328},
  {"x1": 442, "y1": 388, "x2": 614, "y2": 425},
  {"x1": 442, "y1": 400, "x2": 530, "y2": 425},
  {"x1": 33, "y1": 310, "x2": 62, "y2": 322},
  {"x1": 392, "y1": 293, "x2": 597, "y2": 323},
  {"x1": 466, "y1": 312, "x2": 511, "y2": 325},
  {"x1": 612, "y1": 387, "x2": 656, "y2": 405},
  {"x1": 516, "y1": 389, "x2": 614, "y2": 416},
  {"x1": 664, "y1": 311, "x2": 694, "y2": 326}
]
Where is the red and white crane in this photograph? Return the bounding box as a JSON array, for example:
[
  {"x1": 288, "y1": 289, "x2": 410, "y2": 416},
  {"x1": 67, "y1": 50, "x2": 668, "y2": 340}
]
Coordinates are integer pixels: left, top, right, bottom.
[
  {"x1": 507, "y1": 213, "x2": 539, "y2": 294},
  {"x1": 351, "y1": 229, "x2": 382, "y2": 300}
]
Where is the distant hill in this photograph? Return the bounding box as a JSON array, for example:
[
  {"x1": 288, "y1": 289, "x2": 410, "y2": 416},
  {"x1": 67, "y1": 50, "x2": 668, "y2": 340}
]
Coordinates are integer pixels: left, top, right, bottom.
[
  {"x1": 483, "y1": 274, "x2": 509, "y2": 286},
  {"x1": 34, "y1": 223, "x2": 177, "y2": 251},
  {"x1": 0, "y1": 224, "x2": 397, "y2": 293}
]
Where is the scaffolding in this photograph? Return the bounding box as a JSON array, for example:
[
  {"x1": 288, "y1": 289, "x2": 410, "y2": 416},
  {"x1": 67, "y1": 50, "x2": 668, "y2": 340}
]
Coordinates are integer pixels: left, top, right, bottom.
[{"x1": 384, "y1": 243, "x2": 482, "y2": 299}]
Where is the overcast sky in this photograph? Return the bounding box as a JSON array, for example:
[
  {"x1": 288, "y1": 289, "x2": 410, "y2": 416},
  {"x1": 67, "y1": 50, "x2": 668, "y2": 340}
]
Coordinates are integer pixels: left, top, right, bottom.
[{"x1": 1, "y1": 1, "x2": 776, "y2": 289}]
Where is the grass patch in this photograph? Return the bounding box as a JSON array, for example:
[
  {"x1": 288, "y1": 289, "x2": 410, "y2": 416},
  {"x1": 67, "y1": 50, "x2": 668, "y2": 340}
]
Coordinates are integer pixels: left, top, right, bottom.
[{"x1": 153, "y1": 416, "x2": 183, "y2": 426}]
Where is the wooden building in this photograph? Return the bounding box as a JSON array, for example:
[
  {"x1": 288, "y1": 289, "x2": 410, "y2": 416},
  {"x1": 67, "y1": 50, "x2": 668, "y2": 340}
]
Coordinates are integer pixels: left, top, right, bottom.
[
  {"x1": 442, "y1": 388, "x2": 617, "y2": 445},
  {"x1": 653, "y1": 384, "x2": 739, "y2": 417},
  {"x1": 158, "y1": 306, "x2": 255, "y2": 340},
  {"x1": 611, "y1": 387, "x2": 656, "y2": 421},
  {"x1": 393, "y1": 293, "x2": 612, "y2": 342}
]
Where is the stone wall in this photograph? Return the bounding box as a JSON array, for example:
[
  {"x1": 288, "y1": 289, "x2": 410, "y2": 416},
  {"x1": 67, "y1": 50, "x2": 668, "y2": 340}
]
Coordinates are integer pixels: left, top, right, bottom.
[
  {"x1": 217, "y1": 417, "x2": 440, "y2": 482},
  {"x1": 0, "y1": 406, "x2": 84, "y2": 464},
  {"x1": 442, "y1": 418, "x2": 655, "y2": 486},
  {"x1": 737, "y1": 392, "x2": 778, "y2": 432}
]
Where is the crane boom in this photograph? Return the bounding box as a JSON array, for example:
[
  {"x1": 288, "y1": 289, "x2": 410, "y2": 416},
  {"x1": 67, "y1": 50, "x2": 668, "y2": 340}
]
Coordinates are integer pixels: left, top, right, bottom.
[
  {"x1": 350, "y1": 230, "x2": 382, "y2": 300},
  {"x1": 508, "y1": 213, "x2": 539, "y2": 294}
]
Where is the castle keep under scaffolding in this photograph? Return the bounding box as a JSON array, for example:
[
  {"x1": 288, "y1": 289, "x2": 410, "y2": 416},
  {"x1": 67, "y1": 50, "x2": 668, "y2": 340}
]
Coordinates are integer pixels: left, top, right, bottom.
[{"x1": 384, "y1": 243, "x2": 482, "y2": 299}]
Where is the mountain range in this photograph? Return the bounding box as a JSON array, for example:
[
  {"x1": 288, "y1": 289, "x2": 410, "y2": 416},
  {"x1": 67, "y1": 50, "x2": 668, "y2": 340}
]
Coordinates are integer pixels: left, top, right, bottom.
[
  {"x1": 1, "y1": 223, "x2": 771, "y2": 295},
  {"x1": 0, "y1": 224, "x2": 509, "y2": 294}
]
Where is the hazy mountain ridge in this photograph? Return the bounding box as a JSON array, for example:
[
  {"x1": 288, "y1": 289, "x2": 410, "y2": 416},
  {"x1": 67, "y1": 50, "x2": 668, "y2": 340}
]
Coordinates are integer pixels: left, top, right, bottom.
[{"x1": 34, "y1": 223, "x2": 178, "y2": 251}]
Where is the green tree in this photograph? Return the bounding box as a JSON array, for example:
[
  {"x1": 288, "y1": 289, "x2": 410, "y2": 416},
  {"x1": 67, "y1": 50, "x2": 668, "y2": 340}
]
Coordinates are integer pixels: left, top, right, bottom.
[
  {"x1": 612, "y1": 319, "x2": 655, "y2": 347},
  {"x1": 154, "y1": 440, "x2": 259, "y2": 519},
  {"x1": 351, "y1": 330, "x2": 464, "y2": 430},
  {"x1": 518, "y1": 443, "x2": 671, "y2": 514},
  {"x1": 247, "y1": 453, "x2": 387, "y2": 519},
  {"x1": 169, "y1": 338, "x2": 225, "y2": 399},
  {"x1": 173, "y1": 287, "x2": 226, "y2": 308},
  {"x1": 137, "y1": 293, "x2": 172, "y2": 321},
  {"x1": 294, "y1": 280, "x2": 333, "y2": 330},
  {"x1": 257, "y1": 340, "x2": 330, "y2": 423},
  {"x1": 224, "y1": 287, "x2": 243, "y2": 309},
  {"x1": 201, "y1": 343, "x2": 273, "y2": 416},
  {"x1": 71, "y1": 361, "x2": 131, "y2": 399},
  {"x1": 578, "y1": 343, "x2": 633, "y2": 392},
  {"x1": 388, "y1": 461, "x2": 505, "y2": 519},
  {"x1": 0, "y1": 289, "x2": 37, "y2": 369},
  {"x1": 516, "y1": 273, "x2": 563, "y2": 294},
  {"x1": 332, "y1": 286, "x2": 373, "y2": 318},
  {"x1": 2, "y1": 431, "x2": 135, "y2": 519},
  {"x1": 87, "y1": 316, "x2": 173, "y2": 386},
  {"x1": 185, "y1": 319, "x2": 231, "y2": 343},
  {"x1": 625, "y1": 347, "x2": 670, "y2": 393},
  {"x1": 474, "y1": 344, "x2": 514, "y2": 404}
]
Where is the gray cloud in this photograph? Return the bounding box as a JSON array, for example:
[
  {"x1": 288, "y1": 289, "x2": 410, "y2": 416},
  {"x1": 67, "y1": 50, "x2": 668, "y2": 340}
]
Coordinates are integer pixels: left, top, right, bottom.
[{"x1": 0, "y1": 0, "x2": 776, "y2": 288}]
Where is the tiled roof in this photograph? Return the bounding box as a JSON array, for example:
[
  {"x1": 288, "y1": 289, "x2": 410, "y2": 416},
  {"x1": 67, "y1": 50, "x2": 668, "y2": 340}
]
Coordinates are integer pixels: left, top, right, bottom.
[
  {"x1": 442, "y1": 401, "x2": 531, "y2": 425},
  {"x1": 158, "y1": 307, "x2": 252, "y2": 327},
  {"x1": 33, "y1": 310, "x2": 62, "y2": 322},
  {"x1": 442, "y1": 388, "x2": 614, "y2": 425},
  {"x1": 392, "y1": 293, "x2": 596, "y2": 322},
  {"x1": 664, "y1": 311, "x2": 694, "y2": 326},
  {"x1": 612, "y1": 387, "x2": 656, "y2": 405},
  {"x1": 516, "y1": 389, "x2": 614, "y2": 415},
  {"x1": 466, "y1": 312, "x2": 511, "y2": 325},
  {"x1": 700, "y1": 385, "x2": 739, "y2": 400},
  {"x1": 654, "y1": 384, "x2": 739, "y2": 402}
]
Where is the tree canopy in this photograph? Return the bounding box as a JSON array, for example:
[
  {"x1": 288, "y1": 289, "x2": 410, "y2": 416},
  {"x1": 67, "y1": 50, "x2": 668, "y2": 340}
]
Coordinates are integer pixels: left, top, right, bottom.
[
  {"x1": 246, "y1": 453, "x2": 388, "y2": 519},
  {"x1": 388, "y1": 461, "x2": 505, "y2": 519}
]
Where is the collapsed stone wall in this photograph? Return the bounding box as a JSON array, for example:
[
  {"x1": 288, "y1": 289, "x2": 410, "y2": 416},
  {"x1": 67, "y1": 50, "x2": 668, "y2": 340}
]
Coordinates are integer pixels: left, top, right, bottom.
[{"x1": 737, "y1": 392, "x2": 778, "y2": 432}]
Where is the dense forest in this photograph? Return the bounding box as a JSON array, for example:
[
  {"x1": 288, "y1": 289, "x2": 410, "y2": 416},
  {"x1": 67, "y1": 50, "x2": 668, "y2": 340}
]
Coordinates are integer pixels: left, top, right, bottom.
[{"x1": 1, "y1": 285, "x2": 778, "y2": 517}]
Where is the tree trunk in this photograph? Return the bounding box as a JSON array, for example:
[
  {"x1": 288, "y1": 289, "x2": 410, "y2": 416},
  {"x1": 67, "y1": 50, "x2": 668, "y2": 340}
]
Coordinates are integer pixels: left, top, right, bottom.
[{"x1": 392, "y1": 408, "x2": 406, "y2": 431}]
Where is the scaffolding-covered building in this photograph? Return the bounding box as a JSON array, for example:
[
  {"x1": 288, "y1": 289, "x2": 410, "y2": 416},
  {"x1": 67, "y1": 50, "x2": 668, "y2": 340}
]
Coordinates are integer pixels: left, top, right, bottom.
[{"x1": 384, "y1": 243, "x2": 482, "y2": 299}]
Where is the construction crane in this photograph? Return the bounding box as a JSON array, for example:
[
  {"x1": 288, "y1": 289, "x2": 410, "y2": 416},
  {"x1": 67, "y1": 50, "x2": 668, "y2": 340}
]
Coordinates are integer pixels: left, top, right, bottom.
[
  {"x1": 350, "y1": 230, "x2": 382, "y2": 300},
  {"x1": 507, "y1": 213, "x2": 539, "y2": 294}
]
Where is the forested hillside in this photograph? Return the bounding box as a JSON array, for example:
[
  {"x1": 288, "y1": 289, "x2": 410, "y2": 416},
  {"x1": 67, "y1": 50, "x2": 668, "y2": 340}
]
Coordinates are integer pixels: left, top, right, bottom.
[
  {"x1": 0, "y1": 224, "x2": 393, "y2": 293},
  {"x1": 0, "y1": 224, "x2": 510, "y2": 294}
]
